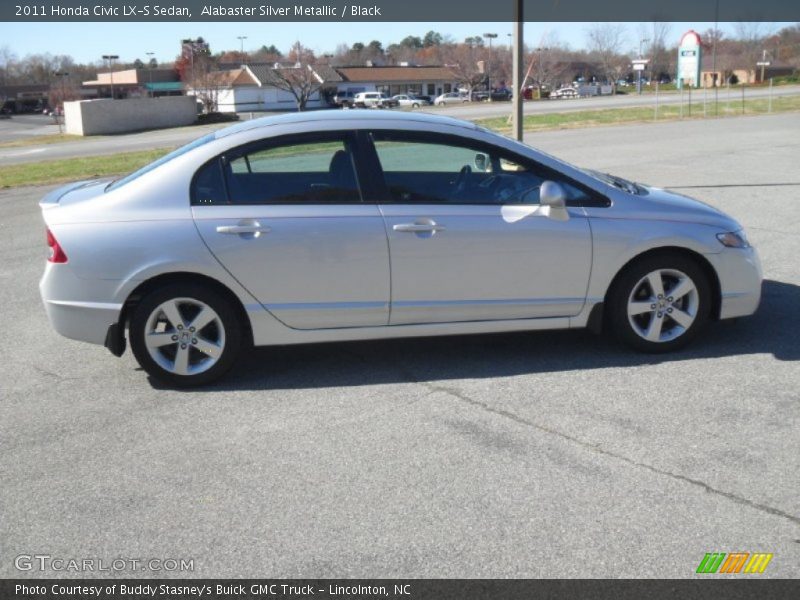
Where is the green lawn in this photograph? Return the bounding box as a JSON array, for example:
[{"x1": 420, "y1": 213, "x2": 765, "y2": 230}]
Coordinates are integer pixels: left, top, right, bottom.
[{"x1": 0, "y1": 148, "x2": 172, "y2": 188}]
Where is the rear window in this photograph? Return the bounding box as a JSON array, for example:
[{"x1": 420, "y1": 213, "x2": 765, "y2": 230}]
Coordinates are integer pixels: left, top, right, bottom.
[{"x1": 105, "y1": 133, "x2": 216, "y2": 192}]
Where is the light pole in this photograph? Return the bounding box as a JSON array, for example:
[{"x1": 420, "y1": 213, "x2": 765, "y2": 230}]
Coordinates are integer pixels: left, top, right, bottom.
[
  {"x1": 237, "y1": 36, "x2": 248, "y2": 66},
  {"x1": 483, "y1": 32, "x2": 498, "y2": 100},
  {"x1": 637, "y1": 38, "x2": 649, "y2": 95},
  {"x1": 181, "y1": 39, "x2": 197, "y2": 89},
  {"x1": 145, "y1": 51, "x2": 155, "y2": 97},
  {"x1": 53, "y1": 71, "x2": 69, "y2": 132},
  {"x1": 102, "y1": 54, "x2": 119, "y2": 99}
]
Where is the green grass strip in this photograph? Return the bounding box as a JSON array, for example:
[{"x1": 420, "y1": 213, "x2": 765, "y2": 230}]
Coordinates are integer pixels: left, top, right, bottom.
[{"x1": 0, "y1": 148, "x2": 172, "y2": 188}]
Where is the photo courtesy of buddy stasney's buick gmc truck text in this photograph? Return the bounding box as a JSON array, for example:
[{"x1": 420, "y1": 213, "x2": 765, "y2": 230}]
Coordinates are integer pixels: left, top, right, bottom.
[{"x1": 14, "y1": 583, "x2": 407, "y2": 596}]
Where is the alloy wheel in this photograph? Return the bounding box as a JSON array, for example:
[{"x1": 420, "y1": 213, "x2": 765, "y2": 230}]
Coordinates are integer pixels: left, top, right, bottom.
[
  {"x1": 626, "y1": 268, "x2": 699, "y2": 343},
  {"x1": 143, "y1": 297, "x2": 226, "y2": 376}
]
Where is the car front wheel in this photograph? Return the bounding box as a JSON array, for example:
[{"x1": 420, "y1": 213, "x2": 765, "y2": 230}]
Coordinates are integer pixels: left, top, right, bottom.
[
  {"x1": 608, "y1": 254, "x2": 711, "y2": 353},
  {"x1": 129, "y1": 283, "x2": 242, "y2": 386}
]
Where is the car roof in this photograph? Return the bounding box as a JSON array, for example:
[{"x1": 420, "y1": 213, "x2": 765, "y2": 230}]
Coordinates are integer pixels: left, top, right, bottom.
[{"x1": 214, "y1": 109, "x2": 479, "y2": 139}]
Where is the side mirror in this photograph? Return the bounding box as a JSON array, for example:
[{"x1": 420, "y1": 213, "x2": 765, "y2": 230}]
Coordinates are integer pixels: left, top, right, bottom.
[
  {"x1": 474, "y1": 153, "x2": 489, "y2": 172},
  {"x1": 539, "y1": 180, "x2": 569, "y2": 221}
]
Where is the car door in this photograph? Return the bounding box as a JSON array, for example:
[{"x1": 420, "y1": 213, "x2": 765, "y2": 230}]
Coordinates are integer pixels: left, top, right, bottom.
[
  {"x1": 191, "y1": 131, "x2": 390, "y2": 330},
  {"x1": 366, "y1": 130, "x2": 594, "y2": 325}
]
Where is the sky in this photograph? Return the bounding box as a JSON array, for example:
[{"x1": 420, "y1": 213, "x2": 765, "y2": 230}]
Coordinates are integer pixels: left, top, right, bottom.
[{"x1": 0, "y1": 21, "x2": 778, "y2": 65}]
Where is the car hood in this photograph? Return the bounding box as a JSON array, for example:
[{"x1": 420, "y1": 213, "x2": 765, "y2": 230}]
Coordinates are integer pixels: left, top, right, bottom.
[{"x1": 621, "y1": 186, "x2": 741, "y2": 230}]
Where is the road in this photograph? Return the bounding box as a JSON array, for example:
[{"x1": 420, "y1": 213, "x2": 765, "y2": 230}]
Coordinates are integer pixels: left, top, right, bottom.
[
  {"x1": 438, "y1": 83, "x2": 800, "y2": 120},
  {"x1": 1, "y1": 114, "x2": 798, "y2": 578},
  {"x1": 2, "y1": 84, "x2": 799, "y2": 165}
]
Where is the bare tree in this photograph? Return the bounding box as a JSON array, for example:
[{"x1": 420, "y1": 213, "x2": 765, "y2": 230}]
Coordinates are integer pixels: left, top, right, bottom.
[
  {"x1": 266, "y1": 42, "x2": 326, "y2": 111},
  {"x1": 440, "y1": 42, "x2": 488, "y2": 100},
  {"x1": 48, "y1": 75, "x2": 81, "y2": 108},
  {"x1": 735, "y1": 22, "x2": 775, "y2": 80},
  {"x1": 187, "y1": 52, "x2": 224, "y2": 112},
  {"x1": 526, "y1": 32, "x2": 573, "y2": 95},
  {"x1": 0, "y1": 45, "x2": 15, "y2": 87},
  {"x1": 639, "y1": 22, "x2": 672, "y2": 82},
  {"x1": 586, "y1": 24, "x2": 629, "y2": 84}
]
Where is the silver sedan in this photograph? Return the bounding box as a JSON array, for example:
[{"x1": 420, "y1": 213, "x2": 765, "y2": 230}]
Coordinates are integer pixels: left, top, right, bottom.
[{"x1": 39, "y1": 111, "x2": 762, "y2": 386}]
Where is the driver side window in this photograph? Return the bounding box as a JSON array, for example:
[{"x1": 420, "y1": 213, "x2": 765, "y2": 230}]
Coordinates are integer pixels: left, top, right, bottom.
[{"x1": 371, "y1": 132, "x2": 576, "y2": 205}]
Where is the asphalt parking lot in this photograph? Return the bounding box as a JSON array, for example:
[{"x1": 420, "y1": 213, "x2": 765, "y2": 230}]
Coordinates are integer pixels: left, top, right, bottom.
[{"x1": 0, "y1": 114, "x2": 798, "y2": 578}]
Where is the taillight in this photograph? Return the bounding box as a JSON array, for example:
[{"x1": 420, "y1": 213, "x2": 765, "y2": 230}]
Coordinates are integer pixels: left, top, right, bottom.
[{"x1": 46, "y1": 228, "x2": 68, "y2": 263}]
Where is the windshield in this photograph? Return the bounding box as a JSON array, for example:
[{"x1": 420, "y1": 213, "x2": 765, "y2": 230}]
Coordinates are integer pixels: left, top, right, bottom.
[
  {"x1": 584, "y1": 169, "x2": 648, "y2": 195},
  {"x1": 105, "y1": 133, "x2": 217, "y2": 192}
]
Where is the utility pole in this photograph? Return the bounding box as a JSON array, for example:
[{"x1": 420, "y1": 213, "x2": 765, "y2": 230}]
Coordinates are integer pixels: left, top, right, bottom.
[
  {"x1": 637, "y1": 38, "x2": 649, "y2": 95},
  {"x1": 712, "y1": 0, "x2": 719, "y2": 115},
  {"x1": 483, "y1": 32, "x2": 497, "y2": 100},
  {"x1": 511, "y1": 0, "x2": 523, "y2": 141},
  {"x1": 758, "y1": 49, "x2": 769, "y2": 83}
]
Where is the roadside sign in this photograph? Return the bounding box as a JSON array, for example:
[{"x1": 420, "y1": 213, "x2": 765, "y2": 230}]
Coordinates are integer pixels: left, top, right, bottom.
[
  {"x1": 633, "y1": 64, "x2": 646, "y2": 71},
  {"x1": 756, "y1": 61, "x2": 771, "y2": 66},
  {"x1": 677, "y1": 30, "x2": 702, "y2": 88}
]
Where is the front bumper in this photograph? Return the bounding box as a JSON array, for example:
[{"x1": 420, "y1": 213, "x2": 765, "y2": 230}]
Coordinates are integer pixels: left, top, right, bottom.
[{"x1": 707, "y1": 246, "x2": 763, "y2": 319}]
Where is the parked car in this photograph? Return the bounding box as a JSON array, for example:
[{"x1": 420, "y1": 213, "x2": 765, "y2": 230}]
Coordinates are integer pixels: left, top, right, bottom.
[
  {"x1": 392, "y1": 94, "x2": 431, "y2": 108},
  {"x1": 353, "y1": 92, "x2": 398, "y2": 108},
  {"x1": 472, "y1": 89, "x2": 512, "y2": 102},
  {"x1": 39, "y1": 111, "x2": 762, "y2": 386},
  {"x1": 434, "y1": 92, "x2": 469, "y2": 106},
  {"x1": 551, "y1": 87, "x2": 578, "y2": 99},
  {"x1": 489, "y1": 88, "x2": 513, "y2": 101},
  {"x1": 332, "y1": 90, "x2": 360, "y2": 108},
  {"x1": 0, "y1": 107, "x2": 11, "y2": 119}
]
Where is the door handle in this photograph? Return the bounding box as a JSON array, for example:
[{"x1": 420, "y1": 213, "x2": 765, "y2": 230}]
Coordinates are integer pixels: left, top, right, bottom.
[
  {"x1": 216, "y1": 223, "x2": 271, "y2": 235},
  {"x1": 393, "y1": 222, "x2": 446, "y2": 233}
]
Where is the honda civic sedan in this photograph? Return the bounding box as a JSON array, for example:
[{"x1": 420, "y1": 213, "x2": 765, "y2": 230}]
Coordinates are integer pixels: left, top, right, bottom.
[{"x1": 39, "y1": 111, "x2": 761, "y2": 386}]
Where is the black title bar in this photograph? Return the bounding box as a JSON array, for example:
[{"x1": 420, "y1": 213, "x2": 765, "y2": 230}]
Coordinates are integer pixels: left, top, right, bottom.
[
  {"x1": 3, "y1": 579, "x2": 800, "y2": 600},
  {"x1": 2, "y1": 0, "x2": 800, "y2": 22}
]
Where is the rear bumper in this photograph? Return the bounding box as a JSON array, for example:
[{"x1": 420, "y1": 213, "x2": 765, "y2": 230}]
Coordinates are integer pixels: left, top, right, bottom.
[
  {"x1": 707, "y1": 246, "x2": 763, "y2": 319},
  {"x1": 40, "y1": 263, "x2": 122, "y2": 345}
]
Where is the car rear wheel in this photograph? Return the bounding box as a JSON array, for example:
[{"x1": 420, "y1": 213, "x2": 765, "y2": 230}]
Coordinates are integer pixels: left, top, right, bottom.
[
  {"x1": 130, "y1": 283, "x2": 242, "y2": 386},
  {"x1": 607, "y1": 254, "x2": 711, "y2": 353}
]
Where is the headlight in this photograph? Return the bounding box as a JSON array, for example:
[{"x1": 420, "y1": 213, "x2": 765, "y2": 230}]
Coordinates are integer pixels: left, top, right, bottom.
[{"x1": 716, "y1": 230, "x2": 750, "y2": 249}]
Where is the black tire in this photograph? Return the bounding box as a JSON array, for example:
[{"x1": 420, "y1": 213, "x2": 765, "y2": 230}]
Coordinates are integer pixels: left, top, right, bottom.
[
  {"x1": 607, "y1": 253, "x2": 711, "y2": 353},
  {"x1": 130, "y1": 283, "x2": 243, "y2": 387},
  {"x1": 412, "y1": 102, "x2": 420, "y2": 108}
]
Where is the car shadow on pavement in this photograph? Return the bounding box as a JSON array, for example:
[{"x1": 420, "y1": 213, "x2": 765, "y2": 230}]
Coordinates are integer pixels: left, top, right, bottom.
[{"x1": 154, "y1": 279, "x2": 799, "y2": 392}]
